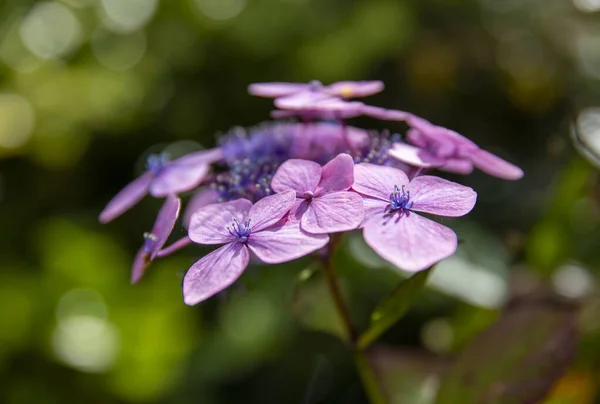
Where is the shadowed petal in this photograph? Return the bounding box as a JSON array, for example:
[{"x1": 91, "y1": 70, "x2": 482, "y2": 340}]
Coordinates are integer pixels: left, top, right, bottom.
[
  {"x1": 364, "y1": 213, "x2": 457, "y2": 272},
  {"x1": 439, "y1": 158, "x2": 474, "y2": 175},
  {"x1": 99, "y1": 172, "x2": 153, "y2": 223},
  {"x1": 149, "y1": 162, "x2": 210, "y2": 197},
  {"x1": 470, "y1": 148, "x2": 524, "y2": 180},
  {"x1": 249, "y1": 191, "x2": 296, "y2": 232},
  {"x1": 389, "y1": 143, "x2": 443, "y2": 167},
  {"x1": 131, "y1": 249, "x2": 151, "y2": 286},
  {"x1": 409, "y1": 176, "x2": 477, "y2": 217},
  {"x1": 352, "y1": 164, "x2": 409, "y2": 201},
  {"x1": 156, "y1": 236, "x2": 192, "y2": 258},
  {"x1": 248, "y1": 82, "x2": 312, "y2": 98},
  {"x1": 315, "y1": 153, "x2": 355, "y2": 195},
  {"x1": 271, "y1": 159, "x2": 322, "y2": 195},
  {"x1": 325, "y1": 81, "x2": 384, "y2": 98},
  {"x1": 301, "y1": 192, "x2": 364, "y2": 234},
  {"x1": 183, "y1": 243, "x2": 249, "y2": 305},
  {"x1": 183, "y1": 187, "x2": 220, "y2": 229},
  {"x1": 189, "y1": 199, "x2": 252, "y2": 244},
  {"x1": 248, "y1": 222, "x2": 329, "y2": 264}
]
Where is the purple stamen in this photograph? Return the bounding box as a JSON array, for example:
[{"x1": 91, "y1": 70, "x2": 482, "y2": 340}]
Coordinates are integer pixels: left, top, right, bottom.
[
  {"x1": 227, "y1": 217, "x2": 252, "y2": 243},
  {"x1": 146, "y1": 152, "x2": 169, "y2": 174},
  {"x1": 389, "y1": 185, "x2": 413, "y2": 211}
]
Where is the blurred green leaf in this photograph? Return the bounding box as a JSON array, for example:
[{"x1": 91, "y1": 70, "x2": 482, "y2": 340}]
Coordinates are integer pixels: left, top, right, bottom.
[
  {"x1": 434, "y1": 296, "x2": 578, "y2": 404},
  {"x1": 358, "y1": 267, "x2": 433, "y2": 349}
]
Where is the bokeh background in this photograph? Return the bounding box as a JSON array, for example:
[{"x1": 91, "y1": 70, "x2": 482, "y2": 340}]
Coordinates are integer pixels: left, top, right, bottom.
[{"x1": 1, "y1": 0, "x2": 600, "y2": 403}]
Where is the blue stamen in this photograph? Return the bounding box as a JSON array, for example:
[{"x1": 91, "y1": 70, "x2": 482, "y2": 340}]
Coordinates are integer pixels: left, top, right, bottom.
[
  {"x1": 389, "y1": 185, "x2": 413, "y2": 211},
  {"x1": 142, "y1": 232, "x2": 157, "y2": 253},
  {"x1": 227, "y1": 217, "x2": 252, "y2": 243},
  {"x1": 146, "y1": 152, "x2": 169, "y2": 174}
]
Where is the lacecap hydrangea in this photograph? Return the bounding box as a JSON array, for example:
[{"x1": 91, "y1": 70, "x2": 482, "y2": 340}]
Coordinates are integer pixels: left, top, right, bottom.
[{"x1": 100, "y1": 80, "x2": 523, "y2": 305}]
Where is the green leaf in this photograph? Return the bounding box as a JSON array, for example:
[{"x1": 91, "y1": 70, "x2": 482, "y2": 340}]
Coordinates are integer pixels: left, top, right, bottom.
[
  {"x1": 434, "y1": 295, "x2": 578, "y2": 404},
  {"x1": 358, "y1": 267, "x2": 433, "y2": 349}
]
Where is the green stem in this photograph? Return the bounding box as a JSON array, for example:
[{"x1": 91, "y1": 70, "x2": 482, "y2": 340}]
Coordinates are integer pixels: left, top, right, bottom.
[{"x1": 320, "y1": 236, "x2": 387, "y2": 404}]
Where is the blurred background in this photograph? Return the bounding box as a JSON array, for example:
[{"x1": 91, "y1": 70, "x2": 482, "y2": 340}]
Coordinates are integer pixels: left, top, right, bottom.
[{"x1": 1, "y1": 0, "x2": 600, "y2": 403}]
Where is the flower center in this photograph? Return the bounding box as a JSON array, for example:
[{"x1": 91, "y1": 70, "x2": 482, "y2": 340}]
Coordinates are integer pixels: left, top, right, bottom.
[
  {"x1": 146, "y1": 152, "x2": 169, "y2": 174},
  {"x1": 227, "y1": 217, "x2": 252, "y2": 243},
  {"x1": 389, "y1": 185, "x2": 413, "y2": 211},
  {"x1": 302, "y1": 190, "x2": 314, "y2": 200},
  {"x1": 142, "y1": 232, "x2": 157, "y2": 253}
]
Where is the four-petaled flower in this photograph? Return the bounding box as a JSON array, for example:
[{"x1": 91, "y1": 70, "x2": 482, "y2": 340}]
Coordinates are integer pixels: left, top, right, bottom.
[
  {"x1": 183, "y1": 191, "x2": 329, "y2": 305},
  {"x1": 99, "y1": 148, "x2": 223, "y2": 223},
  {"x1": 271, "y1": 153, "x2": 364, "y2": 234},
  {"x1": 389, "y1": 114, "x2": 524, "y2": 180},
  {"x1": 352, "y1": 163, "x2": 477, "y2": 271},
  {"x1": 131, "y1": 195, "x2": 181, "y2": 284}
]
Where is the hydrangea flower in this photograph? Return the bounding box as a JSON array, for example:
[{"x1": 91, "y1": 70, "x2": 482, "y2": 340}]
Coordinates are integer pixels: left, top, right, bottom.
[
  {"x1": 248, "y1": 80, "x2": 384, "y2": 99},
  {"x1": 352, "y1": 163, "x2": 477, "y2": 271},
  {"x1": 131, "y1": 195, "x2": 181, "y2": 283},
  {"x1": 99, "y1": 148, "x2": 223, "y2": 223},
  {"x1": 271, "y1": 153, "x2": 364, "y2": 234},
  {"x1": 389, "y1": 114, "x2": 524, "y2": 180},
  {"x1": 183, "y1": 191, "x2": 329, "y2": 305}
]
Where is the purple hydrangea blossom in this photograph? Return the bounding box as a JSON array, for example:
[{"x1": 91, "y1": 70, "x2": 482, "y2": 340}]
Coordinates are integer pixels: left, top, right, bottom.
[
  {"x1": 99, "y1": 148, "x2": 223, "y2": 223},
  {"x1": 248, "y1": 80, "x2": 384, "y2": 99},
  {"x1": 183, "y1": 191, "x2": 329, "y2": 305},
  {"x1": 271, "y1": 153, "x2": 364, "y2": 234},
  {"x1": 352, "y1": 163, "x2": 477, "y2": 271},
  {"x1": 131, "y1": 195, "x2": 181, "y2": 283},
  {"x1": 388, "y1": 114, "x2": 524, "y2": 180}
]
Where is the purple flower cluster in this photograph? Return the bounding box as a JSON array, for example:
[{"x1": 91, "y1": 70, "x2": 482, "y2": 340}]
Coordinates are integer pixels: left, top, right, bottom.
[{"x1": 100, "y1": 80, "x2": 523, "y2": 305}]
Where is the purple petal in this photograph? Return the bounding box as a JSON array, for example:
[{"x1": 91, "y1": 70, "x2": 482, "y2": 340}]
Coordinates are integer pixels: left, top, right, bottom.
[
  {"x1": 149, "y1": 163, "x2": 210, "y2": 198},
  {"x1": 271, "y1": 159, "x2": 322, "y2": 195},
  {"x1": 409, "y1": 176, "x2": 477, "y2": 217},
  {"x1": 362, "y1": 106, "x2": 410, "y2": 121},
  {"x1": 249, "y1": 191, "x2": 296, "y2": 232},
  {"x1": 183, "y1": 243, "x2": 249, "y2": 305},
  {"x1": 469, "y1": 148, "x2": 524, "y2": 180},
  {"x1": 388, "y1": 143, "x2": 443, "y2": 168},
  {"x1": 439, "y1": 158, "x2": 474, "y2": 175},
  {"x1": 183, "y1": 187, "x2": 220, "y2": 229},
  {"x1": 325, "y1": 81, "x2": 384, "y2": 98},
  {"x1": 149, "y1": 196, "x2": 181, "y2": 259},
  {"x1": 173, "y1": 148, "x2": 224, "y2": 166},
  {"x1": 315, "y1": 153, "x2": 355, "y2": 195},
  {"x1": 188, "y1": 199, "x2": 252, "y2": 245},
  {"x1": 156, "y1": 236, "x2": 192, "y2": 258},
  {"x1": 406, "y1": 115, "x2": 477, "y2": 149},
  {"x1": 248, "y1": 82, "x2": 312, "y2": 98},
  {"x1": 358, "y1": 195, "x2": 388, "y2": 227},
  {"x1": 99, "y1": 172, "x2": 153, "y2": 223},
  {"x1": 131, "y1": 249, "x2": 151, "y2": 285},
  {"x1": 352, "y1": 163, "x2": 409, "y2": 202},
  {"x1": 363, "y1": 212, "x2": 457, "y2": 272},
  {"x1": 248, "y1": 221, "x2": 329, "y2": 264},
  {"x1": 274, "y1": 92, "x2": 336, "y2": 110},
  {"x1": 301, "y1": 192, "x2": 364, "y2": 234}
]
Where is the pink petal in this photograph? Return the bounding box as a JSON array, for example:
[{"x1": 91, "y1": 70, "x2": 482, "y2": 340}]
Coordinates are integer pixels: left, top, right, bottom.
[
  {"x1": 315, "y1": 153, "x2": 355, "y2": 195},
  {"x1": 183, "y1": 243, "x2": 249, "y2": 305},
  {"x1": 183, "y1": 187, "x2": 220, "y2": 229},
  {"x1": 469, "y1": 148, "x2": 524, "y2": 180},
  {"x1": 363, "y1": 212, "x2": 457, "y2": 272},
  {"x1": 271, "y1": 159, "x2": 322, "y2": 195},
  {"x1": 362, "y1": 106, "x2": 410, "y2": 121},
  {"x1": 274, "y1": 92, "x2": 336, "y2": 110},
  {"x1": 439, "y1": 158, "x2": 474, "y2": 175},
  {"x1": 174, "y1": 148, "x2": 224, "y2": 166},
  {"x1": 409, "y1": 176, "x2": 477, "y2": 217},
  {"x1": 359, "y1": 195, "x2": 389, "y2": 227},
  {"x1": 248, "y1": 82, "x2": 312, "y2": 98},
  {"x1": 352, "y1": 163, "x2": 409, "y2": 202},
  {"x1": 156, "y1": 236, "x2": 192, "y2": 258},
  {"x1": 99, "y1": 172, "x2": 153, "y2": 223},
  {"x1": 248, "y1": 221, "x2": 329, "y2": 264},
  {"x1": 188, "y1": 199, "x2": 252, "y2": 245},
  {"x1": 249, "y1": 191, "x2": 296, "y2": 232},
  {"x1": 325, "y1": 81, "x2": 384, "y2": 98},
  {"x1": 388, "y1": 143, "x2": 443, "y2": 168},
  {"x1": 149, "y1": 163, "x2": 210, "y2": 197},
  {"x1": 301, "y1": 192, "x2": 364, "y2": 234}
]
